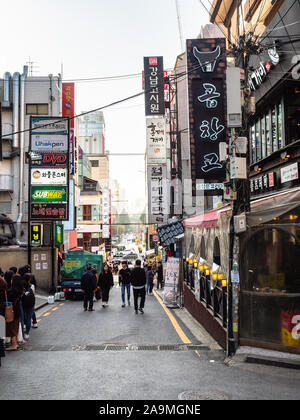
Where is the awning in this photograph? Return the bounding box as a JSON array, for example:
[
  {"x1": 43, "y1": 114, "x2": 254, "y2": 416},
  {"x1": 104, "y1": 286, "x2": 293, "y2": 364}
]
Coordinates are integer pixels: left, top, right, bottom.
[
  {"x1": 184, "y1": 187, "x2": 300, "y2": 229},
  {"x1": 183, "y1": 205, "x2": 231, "y2": 228}
]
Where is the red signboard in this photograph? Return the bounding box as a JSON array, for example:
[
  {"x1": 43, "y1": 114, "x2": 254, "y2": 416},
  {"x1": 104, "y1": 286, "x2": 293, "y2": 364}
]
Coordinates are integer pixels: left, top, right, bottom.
[{"x1": 62, "y1": 83, "x2": 75, "y2": 175}]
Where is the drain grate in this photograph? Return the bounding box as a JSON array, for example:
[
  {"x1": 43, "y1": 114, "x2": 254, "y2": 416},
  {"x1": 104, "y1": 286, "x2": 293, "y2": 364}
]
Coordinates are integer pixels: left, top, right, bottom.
[{"x1": 23, "y1": 343, "x2": 210, "y2": 352}]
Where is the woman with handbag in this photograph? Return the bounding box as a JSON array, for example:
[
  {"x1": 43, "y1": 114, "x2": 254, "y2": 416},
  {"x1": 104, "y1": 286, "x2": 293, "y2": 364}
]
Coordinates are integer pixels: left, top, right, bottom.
[{"x1": 6, "y1": 275, "x2": 24, "y2": 351}]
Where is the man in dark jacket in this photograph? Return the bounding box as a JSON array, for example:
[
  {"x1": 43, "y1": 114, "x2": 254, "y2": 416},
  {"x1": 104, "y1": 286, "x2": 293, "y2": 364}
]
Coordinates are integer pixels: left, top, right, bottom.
[
  {"x1": 81, "y1": 264, "x2": 97, "y2": 312},
  {"x1": 131, "y1": 260, "x2": 146, "y2": 314},
  {"x1": 157, "y1": 261, "x2": 164, "y2": 289},
  {"x1": 119, "y1": 261, "x2": 132, "y2": 308}
]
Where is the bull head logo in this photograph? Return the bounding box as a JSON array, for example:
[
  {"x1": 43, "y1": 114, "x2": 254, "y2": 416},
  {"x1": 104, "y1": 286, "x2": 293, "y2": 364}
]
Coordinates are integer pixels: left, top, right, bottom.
[{"x1": 193, "y1": 45, "x2": 221, "y2": 73}]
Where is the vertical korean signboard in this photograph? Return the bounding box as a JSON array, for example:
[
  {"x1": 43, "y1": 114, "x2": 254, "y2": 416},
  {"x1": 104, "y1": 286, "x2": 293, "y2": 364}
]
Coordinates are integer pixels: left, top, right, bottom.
[
  {"x1": 62, "y1": 83, "x2": 75, "y2": 175},
  {"x1": 147, "y1": 165, "x2": 169, "y2": 224},
  {"x1": 29, "y1": 116, "x2": 69, "y2": 221},
  {"x1": 146, "y1": 117, "x2": 167, "y2": 164},
  {"x1": 144, "y1": 57, "x2": 165, "y2": 116},
  {"x1": 102, "y1": 189, "x2": 111, "y2": 239},
  {"x1": 186, "y1": 38, "x2": 227, "y2": 195}
]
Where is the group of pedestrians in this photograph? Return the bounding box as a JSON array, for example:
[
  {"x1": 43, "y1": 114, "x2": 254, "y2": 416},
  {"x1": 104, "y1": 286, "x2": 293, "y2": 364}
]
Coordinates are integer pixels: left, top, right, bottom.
[
  {"x1": 81, "y1": 259, "x2": 164, "y2": 315},
  {"x1": 0, "y1": 265, "x2": 38, "y2": 352}
]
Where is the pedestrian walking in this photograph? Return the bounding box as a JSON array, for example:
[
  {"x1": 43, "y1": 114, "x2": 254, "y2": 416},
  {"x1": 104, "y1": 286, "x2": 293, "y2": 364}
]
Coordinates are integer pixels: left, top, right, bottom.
[
  {"x1": 156, "y1": 261, "x2": 164, "y2": 290},
  {"x1": 131, "y1": 259, "x2": 146, "y2": 314},
  {"x1": 98, "y1": 263, "x2": 114, "y2": 308},
  {"x1": 0, "y1": 275, "x2": 7, "y2": 318},
  {"x1": 119, "y1": 261, "x2": 131, "y2": 307},
  {"x1": 146, "y1": 265, "x2": 154, "y2": 295},
  {"x1": 21, "y1": 273, "x2": 35, "y2": 341},
  {"x1": 81, "y1": 264, "x2": 97, "y2": 312},
  {"x1": 5, "y1": 275, "x2": 24, "y2": 351}
]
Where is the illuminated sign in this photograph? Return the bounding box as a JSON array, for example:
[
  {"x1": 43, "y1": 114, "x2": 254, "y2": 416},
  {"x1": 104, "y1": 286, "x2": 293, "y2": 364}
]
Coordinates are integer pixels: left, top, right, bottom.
[
  {"x1": 144, "y1": 56, "x2": 165, "y2": 116},
  {"x1": 31, "y1": 168, "x2": 67, "y2": 185},
  {"x1": 31, "y1": 203, "x2": 68, "y2": 220},
  {"x1": 187, "y1": 38, "x2": 227, "y2": 192},
  {"x1": 29, "y1": 152, "x2": 68, "y2": 166},
  {"x1": 30, "y1": 224, "x2": 42, "y2": 246},
  {"x1": 31, "y1": 186, "x2": 67, "y2": 203}
]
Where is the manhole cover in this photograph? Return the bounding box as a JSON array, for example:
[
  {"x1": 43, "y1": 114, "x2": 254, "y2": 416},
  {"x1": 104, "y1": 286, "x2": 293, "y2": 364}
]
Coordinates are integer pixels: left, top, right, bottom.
[{"x1": 178, "y1": 390, "x2": 231, "y2": 400}]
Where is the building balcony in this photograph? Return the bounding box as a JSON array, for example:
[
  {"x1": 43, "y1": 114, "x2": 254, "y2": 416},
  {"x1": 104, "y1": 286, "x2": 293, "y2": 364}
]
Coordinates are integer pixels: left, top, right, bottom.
[{"x1": 0, "y1": 175, "x2": 14, "y2": 192}]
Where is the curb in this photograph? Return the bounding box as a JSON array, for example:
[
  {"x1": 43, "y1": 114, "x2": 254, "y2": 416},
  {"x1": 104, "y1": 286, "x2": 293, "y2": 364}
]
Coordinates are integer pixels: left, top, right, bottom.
[
  {"x1": 246, "y1": 355, "x2": 300, "y2": 370},
  {"x1": 35, "y1": 302, "x2": 48, "y2": 311}
]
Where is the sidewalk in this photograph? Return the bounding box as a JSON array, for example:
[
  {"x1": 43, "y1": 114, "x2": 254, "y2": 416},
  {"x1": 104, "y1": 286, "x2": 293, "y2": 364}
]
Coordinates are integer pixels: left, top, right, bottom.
[{"x1": 35, "y1": 291, "x2": 48, "y2": 311}]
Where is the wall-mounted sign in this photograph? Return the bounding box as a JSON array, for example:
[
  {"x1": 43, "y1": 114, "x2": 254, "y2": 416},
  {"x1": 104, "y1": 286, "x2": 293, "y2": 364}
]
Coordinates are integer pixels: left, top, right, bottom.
[
  {"x1": 31, "y1": 203, "x2": 68, "y2": 220},
  {"x1": 144, "y1": 56, "x2": 165, "y2": 116},
  {"x1": 248, "y1": 45, "x2": 280, "y2": 91},
  {"x1": 30, "y1": 224, "x2": 43, "y2": 246},
  {"x1": 31, "y1": 117, "x2": 68, "y2": 134},
  {"x1": 187, "y1": 38, "x2": 227, "y2": 194},
  {"x1": 250, "y1": 172, "x2": 277, "y2": 195},
  {"x1": 55, "y1": 224, "x2": 64, "y2": 245},
  {"x1": 147, "y1": 165, "x2": 169, "y2": 224},
  {"x1": 29, "y1": 152, "x2": 68, "y2": 167},
  {"x1": 31, "y1": 168, "x2": 67, "y2": 185},
  {"x1": 281, "y1": 163, "x2": 299, "y2": 184},
  {"x1": 62, "y1": 83, "x2": 75, "y2": 175},
  {"x1": 31, "y1": 186, "x2": 67, "y2": 203},
  {"x1": 102, "y1": 189, "x2": 111, "y2": 239},
  {"x1": 146, "y1": 117, "x2": 166, "y2": 164},
  {"x1": 31, "y1": 135, "x2": 69, "y2": 152}
]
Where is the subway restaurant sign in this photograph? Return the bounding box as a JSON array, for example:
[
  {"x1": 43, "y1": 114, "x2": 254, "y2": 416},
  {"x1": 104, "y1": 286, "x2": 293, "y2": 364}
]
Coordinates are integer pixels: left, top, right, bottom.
[{"x1": 31, "y1": 186, "x2": 67, "y2": 202}]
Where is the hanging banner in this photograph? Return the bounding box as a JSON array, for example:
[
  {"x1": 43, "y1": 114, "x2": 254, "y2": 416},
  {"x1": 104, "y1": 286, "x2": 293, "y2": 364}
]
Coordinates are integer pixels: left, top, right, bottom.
[
  {"x1": 186, "y1": 38, "x2": 227, "y2": 194},
  {"x1": 144, "y1": 56, "x2": 165, "y2": 116},
  {"x1": 147, "y1": 165, "x2": 169, "y2": 224},
  {"x1": 163, "y1": 258, "x2": 180, "y2": 307},
  {"x1": 146, "y1": 117, "x2": 167, "y2": 164},
  {"x1": 31, "y1": 168, "x2": 67, "y2": 185}
]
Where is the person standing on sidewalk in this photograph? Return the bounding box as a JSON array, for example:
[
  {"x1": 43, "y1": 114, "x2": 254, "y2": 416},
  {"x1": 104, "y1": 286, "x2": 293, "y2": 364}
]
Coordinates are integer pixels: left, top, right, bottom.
[
  {"x1": 24, "y1": 265, "x2": 38, "y2": 329},
  {"x1": 146, "y1": 265, "x2": 154, "y2": 295},
  {"x1": 6, "y1": 275, "x2": 24, "y2": 351},
  {"x1": 81, "y1": 264, "x2": 97, "y2": 312},
  {"x1": 131, "y1": 259, "x2": 146, "y2": 314},
  {"x1": 119, "y1": 261, "x2": 131, "y2": 308},
  {"x1": 21, "y1": 273, "x2": 35, "y2": 341},
  {"x1": 98, "y1": 263, "x2": 114, "y2": 308},
  {"x1": 156, "y1": 261, "x2": 164, "y2": 290}
]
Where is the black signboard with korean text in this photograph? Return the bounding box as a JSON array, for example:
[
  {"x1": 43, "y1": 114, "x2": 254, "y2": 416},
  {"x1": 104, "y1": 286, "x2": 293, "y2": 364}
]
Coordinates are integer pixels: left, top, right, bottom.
[
  {"x1": 144, "y1": 56, "x2": 165, "y2": 116},
  {"x1": 186, "y1": 38, "x2": 227, "y2": 195},
  {"x1": 31, "y1": 203, "x2": 68, "y2": 220}
]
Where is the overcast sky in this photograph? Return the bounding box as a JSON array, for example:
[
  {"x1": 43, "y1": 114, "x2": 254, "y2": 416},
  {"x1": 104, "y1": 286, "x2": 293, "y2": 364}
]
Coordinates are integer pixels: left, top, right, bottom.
[{"x1": 1, "y1": 0, "x2": 209, "y2": 215}]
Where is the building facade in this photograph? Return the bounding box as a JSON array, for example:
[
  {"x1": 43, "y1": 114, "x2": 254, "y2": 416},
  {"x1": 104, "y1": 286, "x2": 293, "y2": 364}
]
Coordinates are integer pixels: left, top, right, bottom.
[{"x1": 0, "y1": 67, "x2": 62, "y2": 244}]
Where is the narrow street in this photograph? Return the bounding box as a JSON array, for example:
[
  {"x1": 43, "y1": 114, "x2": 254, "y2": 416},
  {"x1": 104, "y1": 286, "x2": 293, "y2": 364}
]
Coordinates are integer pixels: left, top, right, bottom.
[{"x1": 1, "y1": 285, "x2": 300, "y2": 400}]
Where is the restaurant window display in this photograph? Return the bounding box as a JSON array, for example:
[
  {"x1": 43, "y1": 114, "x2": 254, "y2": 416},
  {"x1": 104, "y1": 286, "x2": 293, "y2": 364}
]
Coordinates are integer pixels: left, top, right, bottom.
[{"x1": 240, "y1": 212, "x2": 300, "y2": 350}]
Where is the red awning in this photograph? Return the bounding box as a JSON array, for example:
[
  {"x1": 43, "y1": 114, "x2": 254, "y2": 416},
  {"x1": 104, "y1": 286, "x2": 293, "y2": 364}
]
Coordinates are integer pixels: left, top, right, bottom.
[{"x1": 183, "y1": 205, "x2": 231, "y2": 228}]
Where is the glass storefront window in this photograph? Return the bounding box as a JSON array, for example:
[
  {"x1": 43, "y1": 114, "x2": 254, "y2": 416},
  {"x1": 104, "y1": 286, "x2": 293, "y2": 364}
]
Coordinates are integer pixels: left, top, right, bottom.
[
  {"x1": 261, "y1": 116, "x2": 266, "y2": 159},
  {"x1": 255, "y1": 121, "x2": 261, "y2": 161},
  {"x1": 240, "y1": 222, "x2": 300, "y2": 349},
  {"x1": 286, "y1": 85, "x2": 300, "y2": 145},
  {"x1": 272, "y1": 106, "x2": 277, "y2": 152}
]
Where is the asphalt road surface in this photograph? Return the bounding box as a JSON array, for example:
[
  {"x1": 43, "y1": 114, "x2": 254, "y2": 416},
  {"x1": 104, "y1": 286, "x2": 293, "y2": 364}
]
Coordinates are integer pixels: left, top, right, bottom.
[{"x1": 1, "y1": 286, "x2": 300, "y2": 400}]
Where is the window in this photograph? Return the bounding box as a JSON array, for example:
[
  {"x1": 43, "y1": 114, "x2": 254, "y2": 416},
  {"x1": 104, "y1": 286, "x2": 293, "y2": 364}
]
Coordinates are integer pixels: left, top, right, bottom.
[
  {"x1": 255, "y1": 120, "x2": 261, "y2": 161},
  {"x1": 90, "y1": 160, "x2": 99, "y2": 167},
  {"x1": 285, "y1": 84, "x2": 300, "y2": 145},
  {"x1": 277, "y1": 102, "x2": 283, "y2": 149},
  {"x1": 271, "y1": 105, "x2": 277, "y2": 152},
  {"x1": 26, "y1": 104, "x2": 49, "y2": 115},
  {"x1": 83, "y1": 205, "x2": 92, "y2": 221},
  {"x1": 250, "y1": 125, "x2": 256, "y2": 164},
  {"x1": 261, "y1": 116, "x2": 266, "y2": 159},
  {"x1": 266, "y1": 112, "x2": 271, "y2": 156}
]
